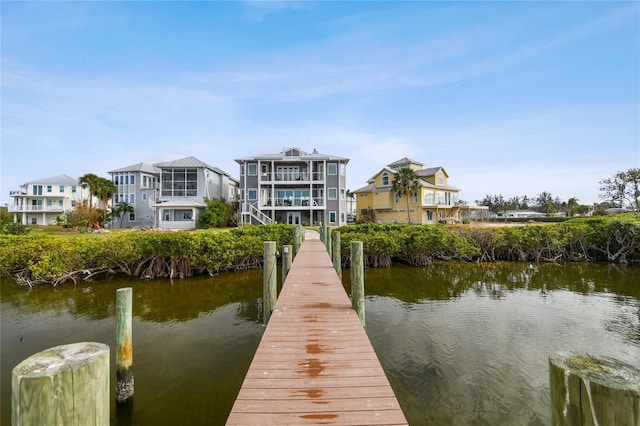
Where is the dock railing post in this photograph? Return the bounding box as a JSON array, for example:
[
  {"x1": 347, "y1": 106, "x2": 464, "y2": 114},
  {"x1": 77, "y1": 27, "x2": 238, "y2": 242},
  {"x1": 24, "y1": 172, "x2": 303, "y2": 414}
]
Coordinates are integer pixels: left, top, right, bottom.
[
  {"x1": 350, "y1": 241, "x2": 365, "y2": 326},
  {"x1": 282, "y1": 244, "x2": 292, "y2": 287},
  {"x1": 12, "y1": 342, "x2": 110, "y2": 425},
  {"x1": 326, "y1": 226, "x2": 333, "y2": 258},
  {"x1": 116, "y1": 287, "x2": 134, "y2": 405},
  {"x1": 332, "y1": 230, "x2": 341, "y2": 279},
  {"x1": 263, "y1": 241, "x2": 277, "y2": 324},
  {"x1": 549, "y1": 351, "x2": 640, "y2": 425}
]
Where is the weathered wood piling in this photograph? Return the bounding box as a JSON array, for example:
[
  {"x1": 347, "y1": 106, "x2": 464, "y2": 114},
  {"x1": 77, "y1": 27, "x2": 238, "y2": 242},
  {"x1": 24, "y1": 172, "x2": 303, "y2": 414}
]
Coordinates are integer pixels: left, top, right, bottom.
[
  {"x1": 263, "y1": 241, "x2": 277, "y2": 324},
  {"x1": 12, "y1": 342, "x2": 110, "y2": 425},
  {"x1": 350, "y1": 241, "x2": 365, "y2": 326},
  {"x1": 116, "y1": 287, "x2": 134, "y2": 404},
  {"x1": 549, "y1": 351, "x2": 640, "y2": 426},
  {"x1": 332, "y1": 230, "x2": 341, "y2": 279},
  {"x1": 282, "y1": 244, "x2": 292, "y2": 287}
]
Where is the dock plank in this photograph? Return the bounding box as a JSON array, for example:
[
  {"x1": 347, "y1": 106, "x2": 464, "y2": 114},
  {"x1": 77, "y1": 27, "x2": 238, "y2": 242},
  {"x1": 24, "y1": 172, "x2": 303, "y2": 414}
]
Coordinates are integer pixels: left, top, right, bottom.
[{"x1": 226, "y1": 237, "x2": 407, "y2": 425}]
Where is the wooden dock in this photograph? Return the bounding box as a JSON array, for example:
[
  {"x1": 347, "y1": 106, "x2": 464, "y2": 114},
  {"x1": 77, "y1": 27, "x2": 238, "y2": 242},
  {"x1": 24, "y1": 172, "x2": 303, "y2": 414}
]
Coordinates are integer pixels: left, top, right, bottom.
[{"x1": 226, "y1": 235, "x2": 407, "y2": 425}]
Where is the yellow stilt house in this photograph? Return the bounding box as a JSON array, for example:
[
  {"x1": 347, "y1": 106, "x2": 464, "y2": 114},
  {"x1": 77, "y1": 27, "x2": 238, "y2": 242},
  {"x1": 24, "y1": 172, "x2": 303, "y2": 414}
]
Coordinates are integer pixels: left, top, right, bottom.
[{"x1": 354, "y1": 157, "x2": 461, "y2": 224}]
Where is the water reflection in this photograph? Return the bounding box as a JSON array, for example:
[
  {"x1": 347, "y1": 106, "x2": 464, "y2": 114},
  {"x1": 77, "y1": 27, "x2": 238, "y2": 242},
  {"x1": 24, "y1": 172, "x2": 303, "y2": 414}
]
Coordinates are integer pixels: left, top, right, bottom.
[{"x1": 2, "y1": 262, "x2": 639, "y2": 425}]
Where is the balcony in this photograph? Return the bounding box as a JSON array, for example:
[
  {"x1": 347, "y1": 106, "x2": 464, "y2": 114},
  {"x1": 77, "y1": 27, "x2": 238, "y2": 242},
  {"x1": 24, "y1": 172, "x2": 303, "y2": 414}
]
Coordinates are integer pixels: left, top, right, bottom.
[
  {"x1": 259, "y1": 171, "x2": 325, "y2": 183},
  {"x1": 8, "y1": 205, "x2": 65, "y2": 213},
  {"x1": 260, "y1": 197, "x2": 325, "y2": 208}
]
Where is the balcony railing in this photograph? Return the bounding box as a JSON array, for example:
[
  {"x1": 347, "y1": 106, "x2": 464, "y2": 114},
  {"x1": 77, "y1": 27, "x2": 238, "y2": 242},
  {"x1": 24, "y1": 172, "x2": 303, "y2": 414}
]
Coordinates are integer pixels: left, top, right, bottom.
[
  {"x1": 260, "y1": 197, "x2": 325, "y2": 207},
  {"x1": 259, "y1": 171, "x2": 325, "y2": 182},
  {"x1": 8, "y1": 205, "x2": 65, "y2": 213}
]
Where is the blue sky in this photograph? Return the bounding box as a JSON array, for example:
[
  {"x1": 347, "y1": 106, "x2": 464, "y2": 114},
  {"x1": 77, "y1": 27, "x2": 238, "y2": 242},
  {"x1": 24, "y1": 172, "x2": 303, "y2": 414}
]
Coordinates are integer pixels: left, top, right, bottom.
[{"x1": 2, "y1": 1, "x2": 639, "y2": 206}]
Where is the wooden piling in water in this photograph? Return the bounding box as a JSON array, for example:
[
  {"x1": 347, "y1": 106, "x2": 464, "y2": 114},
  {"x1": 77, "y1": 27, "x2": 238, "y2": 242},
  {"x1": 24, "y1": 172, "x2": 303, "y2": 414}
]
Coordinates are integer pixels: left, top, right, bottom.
[
  {"x1": 282, "y1": 244, "x2": 292, "y2": 287},
  {"x1": 263, "y1": 241, "x2": 277, "y2": 324},
  {"x1": 350, "y1": 241, "x2": 365, "y2": 326},
  {"x1": 332, "y1": 230, "x2": 341, "y2": 279},
  {"x1": 549, "y1": 351, "x2": 640, "y2": 426},
  {"x1": 116, "y1": 287, "x2": 134, "y2": 404},
  {"x1": 12, "y1": 342, "x2": 110, "y2": 425}
]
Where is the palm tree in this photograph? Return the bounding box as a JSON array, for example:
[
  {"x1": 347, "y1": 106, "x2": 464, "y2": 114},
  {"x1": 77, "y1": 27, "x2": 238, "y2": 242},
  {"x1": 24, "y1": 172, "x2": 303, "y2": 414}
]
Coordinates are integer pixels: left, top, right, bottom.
[
  {"x1": 111, "y1": 201, "x2": 135, "y2": 228},
  {"x1": 79, "y1": 173, "x2": 99, "y2": 211},
  {"x1": 567, "y1": 197, "x2": 579, "y2": 217},
  {"x1": 392, "y1": 167, "x2": 420, "y2": 224}
]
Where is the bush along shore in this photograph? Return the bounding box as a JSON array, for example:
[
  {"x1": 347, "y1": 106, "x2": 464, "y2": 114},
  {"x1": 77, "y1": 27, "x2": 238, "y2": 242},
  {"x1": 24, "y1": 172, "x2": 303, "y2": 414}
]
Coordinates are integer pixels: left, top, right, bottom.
[{"x1": 1, "y1": 216, "x2": 638, "y2": 286}]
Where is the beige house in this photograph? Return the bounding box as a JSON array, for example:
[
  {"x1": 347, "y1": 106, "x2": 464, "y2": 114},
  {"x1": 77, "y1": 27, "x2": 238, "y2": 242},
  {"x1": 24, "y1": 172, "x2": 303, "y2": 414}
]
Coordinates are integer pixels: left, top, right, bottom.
[{"x1": 354, "y1": 157, "x2": 462, "y2": 224}]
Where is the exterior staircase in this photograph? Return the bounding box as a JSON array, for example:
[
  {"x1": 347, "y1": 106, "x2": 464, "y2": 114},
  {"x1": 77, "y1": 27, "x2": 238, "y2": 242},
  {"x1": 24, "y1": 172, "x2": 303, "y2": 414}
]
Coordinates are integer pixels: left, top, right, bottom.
[{"x1": 241, "y1": 203, "x2": 273, "y2": 225}]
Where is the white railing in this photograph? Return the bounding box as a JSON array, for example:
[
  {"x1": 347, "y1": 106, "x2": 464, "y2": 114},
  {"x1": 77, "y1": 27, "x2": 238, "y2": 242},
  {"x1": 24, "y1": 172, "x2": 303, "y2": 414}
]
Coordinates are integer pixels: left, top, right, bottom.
[
  {"x1": 242, "y1": 203, "x2": 273, "y2": 225},
  {"x1": 259, "y1": 172, "x2": 325, "y2": 182},
  {"x1": 8, "y1": 205, "x2": 65, "y2": 213}
]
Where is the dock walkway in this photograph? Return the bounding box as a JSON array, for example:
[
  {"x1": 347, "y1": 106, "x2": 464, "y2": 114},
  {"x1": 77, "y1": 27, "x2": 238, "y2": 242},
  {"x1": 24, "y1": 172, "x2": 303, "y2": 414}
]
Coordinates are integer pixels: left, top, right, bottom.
[{"x1": 226, "y1": 233, "x2": 407, "y2": 425}]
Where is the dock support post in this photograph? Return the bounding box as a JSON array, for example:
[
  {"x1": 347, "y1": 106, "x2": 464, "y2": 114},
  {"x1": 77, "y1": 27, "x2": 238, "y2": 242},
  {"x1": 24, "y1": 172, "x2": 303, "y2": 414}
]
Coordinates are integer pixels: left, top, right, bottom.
[
  {"x1": 320, "y1": 224, "x2": 327, "y2": 248},
  {"x1": 282, "y1": 244, "x2": 292, "y2": 286},
  {"x1": 12, "y1": 342, "x2": 110, "y2": 425},
  {"x1": 293, "y1": 227, "x2": 301, "y2": 257},
  {"x1": 263, "y1": 241, "x2": 277, "y2": 324},
  {"x1": 332, "y1": 230, "x2": 341, "y2": 279},
  {"x1": 116, "y1": 287, "x2": 134, "y2": 404},
  {"x1": 350, "y1": 241, "x2": 365, "y2": 326},
  {"x1": 549, "y1": 351, "x2": 640, "y2": 425}
]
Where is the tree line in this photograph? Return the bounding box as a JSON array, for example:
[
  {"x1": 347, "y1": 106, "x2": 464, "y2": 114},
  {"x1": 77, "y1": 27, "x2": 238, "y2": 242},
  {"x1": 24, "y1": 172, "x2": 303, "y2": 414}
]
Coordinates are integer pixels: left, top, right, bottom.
[{"x1": 474, "y1": 168, "x2": 639, "y2": 216}]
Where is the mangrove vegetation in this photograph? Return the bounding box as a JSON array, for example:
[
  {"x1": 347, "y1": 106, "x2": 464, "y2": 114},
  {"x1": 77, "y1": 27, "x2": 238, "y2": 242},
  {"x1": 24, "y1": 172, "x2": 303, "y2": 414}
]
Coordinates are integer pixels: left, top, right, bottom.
[{"x1": 0, "y1": 216, "x2": 638, "y2": 286}]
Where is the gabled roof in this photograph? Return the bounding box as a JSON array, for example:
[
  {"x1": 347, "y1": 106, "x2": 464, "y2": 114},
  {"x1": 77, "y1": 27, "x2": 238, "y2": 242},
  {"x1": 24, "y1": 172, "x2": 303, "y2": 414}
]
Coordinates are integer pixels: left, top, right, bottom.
[
  {"x1": 235, "y1": 147, "x2": 349, "y2": 163},
  {"x1": 153, "y1": 156, "x2": 236, "y2": 180},
  {"x1": 26, "y1": 175, "x2": 79, "y2": 185},
  {"x1": 416, "y1": 166, "x2": 447, "y2": 178},
  {"x1": 108, "y1": 162, "x2": 159, "y2": 174},
  {"x1": 387, "y1": 157, "x2": 424, "y2": 168}
]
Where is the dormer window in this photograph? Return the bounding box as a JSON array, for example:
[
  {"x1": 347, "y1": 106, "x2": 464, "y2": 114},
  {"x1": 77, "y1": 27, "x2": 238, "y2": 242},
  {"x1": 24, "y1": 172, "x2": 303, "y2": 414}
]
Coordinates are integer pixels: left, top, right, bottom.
[
  {"x1": 438, "y1": 171, "x2": 444, "y2": 185},
  {"x1": 382, "y1": 172, "x2": 389, "y2": 186}
]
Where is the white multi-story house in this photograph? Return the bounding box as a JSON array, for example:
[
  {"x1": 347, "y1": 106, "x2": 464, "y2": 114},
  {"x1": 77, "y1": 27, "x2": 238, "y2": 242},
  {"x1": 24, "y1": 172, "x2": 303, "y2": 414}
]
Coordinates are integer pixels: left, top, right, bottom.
[
  {"x1": 234, "y1": 148, "x2": 349, "y2": 226},
  {"x1": 9, "y1": 175, "x2": 94, "y2": 225},
  {"x1": 109, "y1": 156, "x2": 238, "y2": 229}
]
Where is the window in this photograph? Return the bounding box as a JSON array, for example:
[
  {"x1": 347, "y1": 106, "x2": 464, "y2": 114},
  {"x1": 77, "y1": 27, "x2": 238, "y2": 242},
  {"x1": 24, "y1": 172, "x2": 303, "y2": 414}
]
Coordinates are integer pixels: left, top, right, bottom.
[
  {"x1": 426, "y1": 211, "x2": 433, "y2": 221},
  {"x1": 142, "y1": 193, "x2": 148, "y2": 201},
  {"x1": 125, "y1": 175, "x2": 129, "y2": 185},
  {"x1": 328, "y1": 163, "x2": 337, "y2": 175},
  {"x1": 382, "y1": 173, "x2": 389, "y2": 186},
  {"x1": 71, "y1": 200, "x2": 76, "y2": 207},
  {"x1": 240, "y1": 164, "x2": 245, "y2": 176},
  {"x1": 424, "y1": 191, "x2": 435, "y2": 205},
  {"x1": 59, "y1": 186, "x2": 65, "y2": 193},
  {"x1": 71, "y1": 186, "x2": 76, "y2": 193},
  {"x1": 248, "y1": 163, "x2": 258, "y2": 176},
  {"x1": 130, "y1": 194, "x2": 135, "y2": 204},
  {"x1": 395, "y1": 193, "x2": 400, "y2": 204},
  {"x1": 115, "y1": 176, "x2": 119, "y2": 185},
  {"x1": 32, "y1": 185, "x2": 42, "y2": 196},
  {"x1": 58, "y1": 200, "x2": 63, "y2": 207},
  {"x1": 130, "y1": 175, "x2": 135, "y2": 185},
  {"x1": 340, "y1": 189, "x2": 346, "y2": 200},
  {"x1": 438, "y1": 171, "x2": 444, "y2": 185},
  {"x1": 329, "y1": 211, "x2": 337, "y2": 224},
  {"x1": 413, "y1": 192, "x2": 418, "y2": 203},
  {"x1": 248, "y1": 188, "x2": 257, "y2": 201},
  {"x1": 340, "y1": 163, "x2": 346, "y2": 176},
  {"x1": 47, "y1": 185, "x2": 52, "y2": 193},
  {"x1": 129, "y1": 213, "x2": 136, "y2": 222},
  {"x1": 47, "y1": 199, "x2": 52, "y2": 207},
  {"x1": 328, "y1": 188, "x2": 337, "y2": 200}
]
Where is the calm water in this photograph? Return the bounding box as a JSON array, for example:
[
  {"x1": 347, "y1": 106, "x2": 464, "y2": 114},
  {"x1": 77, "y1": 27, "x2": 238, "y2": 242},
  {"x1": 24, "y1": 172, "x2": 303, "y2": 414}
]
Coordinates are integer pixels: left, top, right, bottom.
[{"x1": 1, "y1": 262, "x2": 639, "y2": 425}]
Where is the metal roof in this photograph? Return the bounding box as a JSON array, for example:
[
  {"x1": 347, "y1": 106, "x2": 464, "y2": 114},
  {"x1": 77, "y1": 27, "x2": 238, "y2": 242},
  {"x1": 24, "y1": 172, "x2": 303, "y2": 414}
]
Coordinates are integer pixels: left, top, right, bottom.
[
  {"x1": 235, "y1": 147, "x2": 349, "y2": 163},
  {"x1": 25, "y1": 175, "x2": 80, "y2": 186},
  {"x1": 108, "y1": 162, "x2": 159, "y2": 174}
]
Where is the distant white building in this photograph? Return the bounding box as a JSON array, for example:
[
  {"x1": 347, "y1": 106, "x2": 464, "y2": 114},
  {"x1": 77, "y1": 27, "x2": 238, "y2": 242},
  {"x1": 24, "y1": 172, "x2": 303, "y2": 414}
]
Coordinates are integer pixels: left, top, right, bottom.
[
  {"x1": 503, "y1": 210, "x2": 545, "y2": 218},
  {"x1": 9, "y1": 175, "x2": 94, "y2": 225}
]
